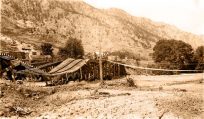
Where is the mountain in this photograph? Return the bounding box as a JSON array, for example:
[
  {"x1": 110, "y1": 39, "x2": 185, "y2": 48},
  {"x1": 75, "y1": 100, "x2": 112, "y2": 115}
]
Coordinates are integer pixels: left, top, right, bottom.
[{"x1": 1, "y1": 0, "x2": 203, "y2": 59}]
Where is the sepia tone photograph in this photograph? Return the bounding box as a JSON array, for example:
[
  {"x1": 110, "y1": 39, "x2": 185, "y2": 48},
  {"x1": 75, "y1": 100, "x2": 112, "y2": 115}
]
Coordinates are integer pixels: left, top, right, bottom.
[{"x1": 0, "y1": 0, "x2": 204, "y2": 118}]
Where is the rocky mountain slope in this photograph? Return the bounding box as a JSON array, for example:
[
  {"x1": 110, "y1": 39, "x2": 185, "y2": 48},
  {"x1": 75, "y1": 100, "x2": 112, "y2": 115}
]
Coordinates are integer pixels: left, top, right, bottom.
[{"x1": 1, "y1": 0, "x2": 203, "y2": 59}]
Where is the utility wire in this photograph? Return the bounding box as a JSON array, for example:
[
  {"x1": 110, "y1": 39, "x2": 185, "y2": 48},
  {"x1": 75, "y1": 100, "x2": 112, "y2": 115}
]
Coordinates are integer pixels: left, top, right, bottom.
[{"x1": 107, "y1": 60, "x2": 204, "y2": 72}]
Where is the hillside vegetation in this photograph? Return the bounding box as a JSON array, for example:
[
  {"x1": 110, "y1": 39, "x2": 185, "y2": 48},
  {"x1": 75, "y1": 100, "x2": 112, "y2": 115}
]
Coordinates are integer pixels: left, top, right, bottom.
[{"x1": 1, "y1": 0, "x2": 204, "y2": 59}]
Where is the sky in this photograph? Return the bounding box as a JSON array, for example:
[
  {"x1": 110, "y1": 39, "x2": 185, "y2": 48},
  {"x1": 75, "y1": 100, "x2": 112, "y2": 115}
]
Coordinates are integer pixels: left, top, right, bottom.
[{"x1": 84, "y1": 0, "x2": 204, "y2": 35}]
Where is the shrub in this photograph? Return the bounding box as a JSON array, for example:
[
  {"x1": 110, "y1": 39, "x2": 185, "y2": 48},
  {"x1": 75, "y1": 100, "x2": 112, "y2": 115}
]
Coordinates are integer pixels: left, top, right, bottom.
[
  {"x1": 58, "y1": 37, "x2": 84, "y2": 59},
  {"x1": 41, "y1": 43, "x2": 53, "y2": 56}
]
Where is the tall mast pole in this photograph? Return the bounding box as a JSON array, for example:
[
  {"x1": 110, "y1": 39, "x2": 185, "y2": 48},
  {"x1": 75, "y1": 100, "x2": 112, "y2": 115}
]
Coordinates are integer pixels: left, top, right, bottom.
[{"x1": 99, "y1": 35, "x2": 103, "y2": 82}]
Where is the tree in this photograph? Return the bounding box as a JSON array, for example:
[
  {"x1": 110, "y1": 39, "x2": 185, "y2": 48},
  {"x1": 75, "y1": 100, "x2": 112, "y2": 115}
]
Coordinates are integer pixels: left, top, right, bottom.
[
  {"x1": 59, "y1": 37, "x2": 84, "y2": 59},
  {"x1": 41, "y1": 43, "x2": 53, "y2": 56},
  {"x1": 152, "y1": 39, "x2": 194, "y2": 70},
  {"x1": 194, "y1": 46, "x2": 204, "y2": 70}
]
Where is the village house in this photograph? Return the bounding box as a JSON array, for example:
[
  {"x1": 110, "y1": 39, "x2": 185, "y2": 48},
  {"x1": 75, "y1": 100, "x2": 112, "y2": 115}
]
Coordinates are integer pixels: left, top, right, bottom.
[{"x1": 17, "y1": 42, "x2": 41, "y2": 61}]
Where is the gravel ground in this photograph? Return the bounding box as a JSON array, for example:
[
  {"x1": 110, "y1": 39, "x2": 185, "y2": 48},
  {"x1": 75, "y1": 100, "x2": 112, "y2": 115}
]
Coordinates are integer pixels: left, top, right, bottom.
[
  {"x1": 0, "y1": 73, "x2": 203, "y2": 119},
  {"x1": 38, "y1": 89, "x2": 203, "y2": 119}
]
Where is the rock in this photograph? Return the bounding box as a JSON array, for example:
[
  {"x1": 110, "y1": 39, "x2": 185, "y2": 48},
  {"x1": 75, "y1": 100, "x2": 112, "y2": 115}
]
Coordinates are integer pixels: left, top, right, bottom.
[
  {"x1": 17, "y1": 81, "x2": 23, "y2": 84},
  {"x1": 12, "y1": 106, "x2": 32, "y2": 116},
  {"x1": 159, "y1": 86, "x2": 163, "y2": 91},
  {"x1": 99, "y1": 92, "x2": 110, "y2": 96},
  {"x1": 32, "y1": 92, "x2": 37, "y2": 96},
  {"x1": 0, "y1": 90, "x2": 4, "y2": 97},
  {"x1": 16, "y1": 87, "x2": 21, "y2": 92},
  {"x1": 69, "y1": 81, "x2": 75, "y2": 84},
  {"x1": 4, "y1": 103, "x2": 13, "y2": 108},
  {"x1": 80, "y1": 81, "x2": 87, "y2": 84},
  {"x1": 127, "y1": 78, "x2": 136, "y2": 87},
  {"x1": 0, "y1": 111, "x2": 4, "y2": 116},
  {"x1": 24, "y1": 93, "x2": 30, "y2": 97},
  {"x1": 48, "y1": 88, "x2": 56, "y2": 95}
]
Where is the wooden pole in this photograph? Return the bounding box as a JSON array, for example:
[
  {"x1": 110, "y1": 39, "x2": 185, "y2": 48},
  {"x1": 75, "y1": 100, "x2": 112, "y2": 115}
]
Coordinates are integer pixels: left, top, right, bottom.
[
  {"x1": 65, "y1": 73, "x2": 68, "y2": 83},
  {"x1": 80, "y1": 68, "x2": 82, "y2": 81},
  {"x1": 118, "y1": 64, "x2": 120, "y2": 76},
  {"x1": 113, "y1": 64, "x2": 115, "y2": 77},
  {"x1": 99, "y1": 38, "x2": 103, "y2": 83}
]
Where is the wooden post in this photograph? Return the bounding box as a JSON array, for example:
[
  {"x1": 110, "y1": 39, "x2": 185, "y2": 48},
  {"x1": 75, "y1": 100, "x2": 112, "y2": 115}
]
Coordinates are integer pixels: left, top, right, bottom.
[
  {"x1": 99, "y1": 34, "x2": 103, "y2": 83},
  {"x1": 92, "y1": 64, "x2": 95, "y2": 80},
  {"x1": 107, "y1": 62, "x2": 110, "y2": 77},
  {"x1": 11, "y1": 70, "x2": 16, "y2": 84},
  {"x1": 111, "y1": 64, "x2": 114, "y2": 77},
  {"x1": 103, "y1": 62, "x2": 106, "y2": 78},
  {"x1": 10, "y1": 63, "x2": 16, "y2": 84},
  {"x1": 80, "y1": 68, "x2": 83, "y2": 81},
  {"x1": 113, "y1": 64, "x2": 115, "y2": 77},
  {"x1": 96, "y1": 64, "x2": 98, "y2": 79},
  {"x1": 118, "y1": 64, "x2": 120, "y2": 77},
  {"x1": 66, "y1": 73, "x2": 68, "y2": 79},
  {"x1": 66, "y1": 73, "x2": 68, "y2": 83},
  {"x1": 115, "y1": 64, "x2": 118, "y2": 76},
  {"x1": 84, "y1": 68, "x2": 87, "y2": 80}
]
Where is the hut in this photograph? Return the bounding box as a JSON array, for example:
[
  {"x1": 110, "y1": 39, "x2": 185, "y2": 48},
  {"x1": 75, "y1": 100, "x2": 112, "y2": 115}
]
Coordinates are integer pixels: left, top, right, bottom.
[{"x1": 45, "y1": 58, "x2": 127, "y2": 85}]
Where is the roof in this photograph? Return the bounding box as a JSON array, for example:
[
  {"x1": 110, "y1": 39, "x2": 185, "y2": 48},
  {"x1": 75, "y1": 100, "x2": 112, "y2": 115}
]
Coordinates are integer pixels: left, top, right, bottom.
[
  {"x1": 0, "y1": 55, "x2": 15, "y2": 60},
  {"x1": 11, "y1": 60, "x2": 34, "y2": 69},
  {"x1": 14, "y1": 61, "x2": 49, "y2": 75},
  {"x1": 16, "y1": 68, "x2": 49, "y2": 75},
  {"x1": 49, "y1": 58, "x2": 89, "y2": 76},
  {"x1": 15, "y1": 58, "x2": 89, "y2": 76},
  {"x1": 38, "y1": 61, "x2": 62, "y2": 69}
]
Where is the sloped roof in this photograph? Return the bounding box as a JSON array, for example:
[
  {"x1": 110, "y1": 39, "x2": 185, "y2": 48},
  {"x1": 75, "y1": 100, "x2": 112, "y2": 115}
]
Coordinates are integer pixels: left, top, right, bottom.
[
  {"x1": 38, "y1": 61, "x2": 62, "y2": 69},
  {"x1": 14, "y1": 61, "x2": 49, "y2": 75},
  {"x1": 15, "y1": 58, "x2": 89, "y2": 76},
  {"x1": 15, "y1": 68, "x2": 50, "y2": 75},
  {"x1": 49, "y1": 58, "x2": 89, "y2": 76}
]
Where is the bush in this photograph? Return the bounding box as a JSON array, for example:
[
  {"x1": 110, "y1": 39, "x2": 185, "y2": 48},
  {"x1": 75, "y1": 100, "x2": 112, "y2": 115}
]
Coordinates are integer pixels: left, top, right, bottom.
[
  {"x1": 41, "y1": 43, "x2": 53, "y2": 56},
  {"x1": 58, "y1": 37, "x2": 84, "y2": 59}
]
